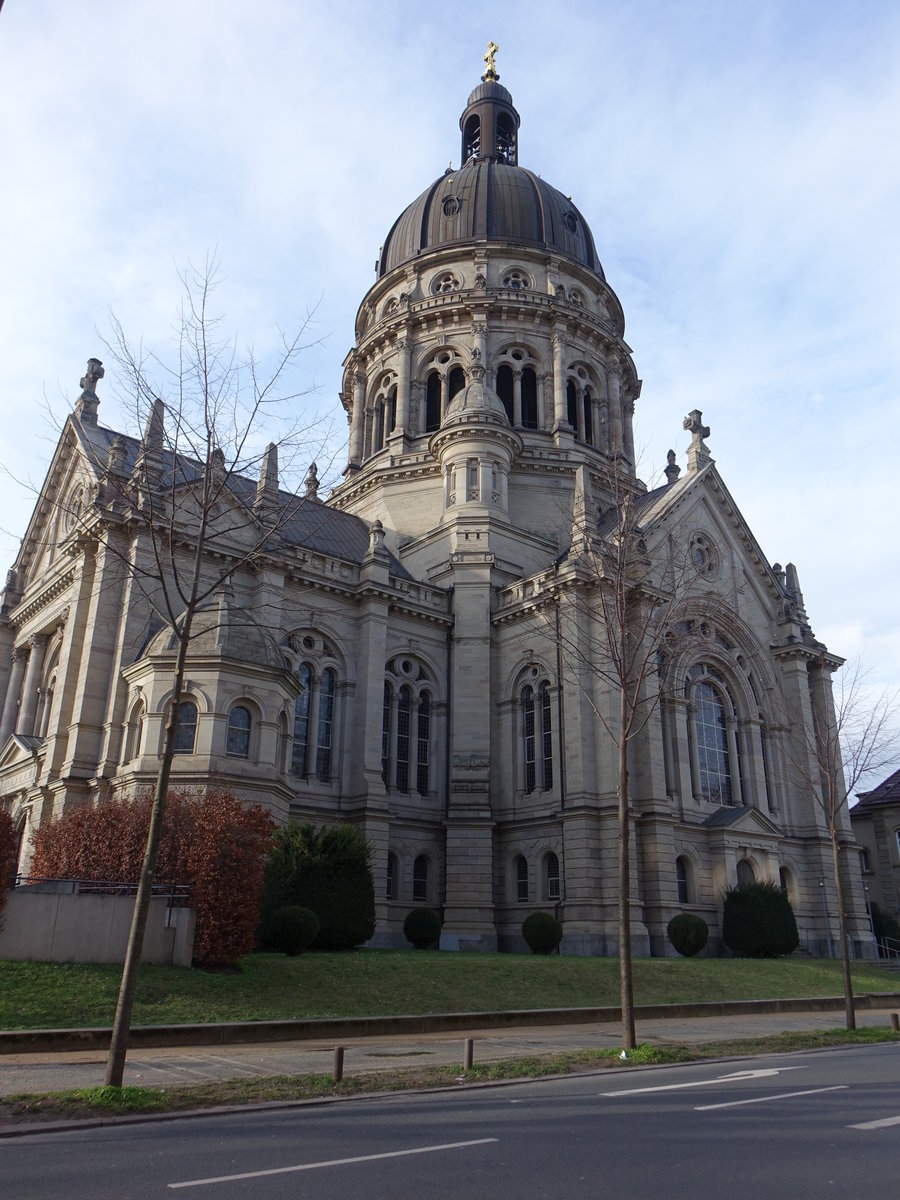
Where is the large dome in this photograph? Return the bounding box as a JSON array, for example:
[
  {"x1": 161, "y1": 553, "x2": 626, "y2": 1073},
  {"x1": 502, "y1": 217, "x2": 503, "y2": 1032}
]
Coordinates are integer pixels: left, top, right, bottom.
[
  {"x1": 377, "y1": 73, "x2": 604, "y2": 280},
  {"x1": 378, "y1": 161, "x2": 603, "y2": 279}
]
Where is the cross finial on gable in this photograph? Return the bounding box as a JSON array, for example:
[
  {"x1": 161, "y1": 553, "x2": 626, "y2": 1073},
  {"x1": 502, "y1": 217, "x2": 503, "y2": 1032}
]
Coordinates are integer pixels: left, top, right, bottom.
[{"x1": 683, "y1": 409, "x2": 713, "y2": 473}]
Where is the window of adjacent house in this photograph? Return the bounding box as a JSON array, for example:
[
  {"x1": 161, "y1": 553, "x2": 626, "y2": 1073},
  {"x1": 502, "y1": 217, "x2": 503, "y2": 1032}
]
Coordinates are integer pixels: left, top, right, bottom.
[
  {"x1": 860, "y1": 847, "x2": 871, "y2": 873},
  {"x1": 172, "y1": 700, "x2": 198, "y2": 754},
  {"x1": 226, "y1": 705, "x2": 251, "y2": 758},
  {"x1": 545, "y1": 852, "x2": 560, "y2": 901},
  {"x1": 516, "y1": 855, "x2": 529, "y2": 903},
  {"x1": 676, "y1": 856, "x2": 690, "y2": 904},
  {"x1": 413, "y1": 855, "x2": 429, "y2": 902}
]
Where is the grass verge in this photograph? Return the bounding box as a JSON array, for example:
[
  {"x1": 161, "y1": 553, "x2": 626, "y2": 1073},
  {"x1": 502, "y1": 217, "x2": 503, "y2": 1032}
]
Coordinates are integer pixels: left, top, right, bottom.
[
  {"x1": 2, "y1": 953, "x2": 899, "y2": 1031},
  {"x1": 1, "y1": 1028, "x2": 896, "y2": 1125}
]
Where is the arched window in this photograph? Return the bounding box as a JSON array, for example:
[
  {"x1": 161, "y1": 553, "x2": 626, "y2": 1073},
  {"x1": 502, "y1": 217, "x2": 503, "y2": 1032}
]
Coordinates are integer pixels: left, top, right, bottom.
[
  {"x1": 463, "y1": 114, "x2": 481, "y2": 161},
  {"x1": 291, "y1": 663, "x2": 336, "y2": 782},
  {"x1": 566, "y1": 379, "x2": 578, "y2": 429},
  {"x1": 123, "y1": 700, "x2": 145, "y2": 762},
  {"x1": 583, "y1": 389, "x2": 593, "y2": 444},
  {"x1": 522, "y1": 681, "x2": 553, "y2": 794},
  {"x1": 521, "y1": 367, "x2": 538, "y2": 428},
  {"x1": 381, "y1": 682, "x2": 392, "y2": 783},
  {"x1": 515, "y1": 855, "x2": 529, "y2": 903},
  {"x1": 779, "y1": 866, "x2": 795, "y2": 902},
  {"x1": 172, "y1": 700, "x2": 198, "y2": 754},
  {"x1": 413, "y1": 855, "x2": 429, "y2": 903},
  {"x1": 686, "y1": 664, "x2": 739, "y2": 805},
  {"x1": 544, "y1": 852, "x2": 560, "y2": 901},
  {"x1": 449, "y1": 366, "x2": 466, "y2": 403},
  {"x1": 496, "y1": 364, "x2": 514, "y2": 423},
  {"x1": 425, "y1": 372, "x2": 442, "y2": 432},
  {"x1": 416, "y1": 691, "x2": 431, "y2": 795},
  {"x1": 496, "y1": 113, "x2": 516, "y2": 162},
  {"x1": 386, "y1": 851, "x2": 397, "y2": 900},
  {"x1": 676, "y1": 856, "x2": 690, "y2": 904},
  {"x1": 737, "y1": 859, "x2": 755, "y2": 887},
  {"x1": 396, "y1": 685, "x2": 412, "y2": 792},
  {"x1": 226, "y1": 705, "x2": 251, "y2": 758}
]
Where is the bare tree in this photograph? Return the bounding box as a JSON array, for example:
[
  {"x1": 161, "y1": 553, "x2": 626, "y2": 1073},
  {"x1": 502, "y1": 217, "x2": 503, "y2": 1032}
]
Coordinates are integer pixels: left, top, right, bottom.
[
  {"x1": 798, "y1": 658, "x2": 899, "y2": 1029},
  {"x1": 56, "y1": 259, "x2": 330, "y2": 1086},
  {"x1": 544, "y1": 457, "x2": 697, "y2": 1049}
]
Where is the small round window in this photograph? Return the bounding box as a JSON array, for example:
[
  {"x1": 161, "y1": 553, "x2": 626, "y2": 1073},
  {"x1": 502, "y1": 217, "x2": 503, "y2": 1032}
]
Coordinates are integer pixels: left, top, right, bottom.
[
  {"x1": 432, "y1": 272, "x2": 461, "y2": 295},
  {"x1": 564, "y1": 212, "x2": 578, "y2": 233},
  {"x1": 501, "y1": 268, "x2": 531, "y2": 290},
  {"x1": 690, "y1": 532, "x2": 719, "y2": 578},
  {"x1": 442, "y1": 196, "x2": 460, "y2": 217}
]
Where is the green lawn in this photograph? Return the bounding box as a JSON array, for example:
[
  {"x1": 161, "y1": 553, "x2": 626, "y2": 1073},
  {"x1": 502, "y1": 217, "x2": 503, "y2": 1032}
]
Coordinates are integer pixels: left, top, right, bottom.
[{"x1": 2, "y1": 952, "x2": 898, "y2": 1031}]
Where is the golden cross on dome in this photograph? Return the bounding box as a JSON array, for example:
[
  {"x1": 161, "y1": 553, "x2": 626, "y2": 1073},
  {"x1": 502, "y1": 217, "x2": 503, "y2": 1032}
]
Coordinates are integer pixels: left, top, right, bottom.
[{"x1": 483, "y1": 40, "x2": 499, "y2": 81}]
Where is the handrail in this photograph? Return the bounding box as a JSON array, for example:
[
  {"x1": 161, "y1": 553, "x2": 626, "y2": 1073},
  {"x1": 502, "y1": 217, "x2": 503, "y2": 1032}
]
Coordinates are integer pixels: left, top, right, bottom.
[{"x1": 13, "y1": 875, "x2": 190, "y2": 907}]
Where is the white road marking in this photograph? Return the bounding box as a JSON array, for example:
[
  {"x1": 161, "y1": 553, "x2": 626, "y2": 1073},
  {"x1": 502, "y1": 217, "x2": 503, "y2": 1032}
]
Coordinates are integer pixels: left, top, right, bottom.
[
  {"x1": 601, "y1": 1067, "x2": 803, "y2": 1097},
  {"x1": 695, "y1": 1085, "x2": 848, "y2": 1111},
  {"x1": 848, "y1": 1115, "x2": 900, "y2": 1130},
  {"x1": 167, "y1": 1137, "x2": 499, "y2": 1189}
]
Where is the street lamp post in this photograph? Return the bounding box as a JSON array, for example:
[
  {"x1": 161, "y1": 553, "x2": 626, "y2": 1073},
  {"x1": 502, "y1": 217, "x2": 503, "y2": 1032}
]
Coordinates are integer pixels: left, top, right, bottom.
[{"x1": 818, "y1": 876, "x2": 834, "y2": 958}]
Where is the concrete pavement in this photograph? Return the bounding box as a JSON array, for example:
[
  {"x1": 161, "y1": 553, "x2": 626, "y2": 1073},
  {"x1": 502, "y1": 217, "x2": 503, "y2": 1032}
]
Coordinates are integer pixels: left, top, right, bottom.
[{"x1": 2, "y1": 1005, "x2": 898, "y2": 1098}]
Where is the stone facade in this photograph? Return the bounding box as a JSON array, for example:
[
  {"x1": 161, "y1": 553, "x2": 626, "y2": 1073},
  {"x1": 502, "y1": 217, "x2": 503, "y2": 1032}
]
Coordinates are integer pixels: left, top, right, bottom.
[
  {"x1": 0, "y1": 64, "x2": 873, "y2": 957},
  {"x1": 850, "y1": 769, "x2": 900, "y2": 928}
]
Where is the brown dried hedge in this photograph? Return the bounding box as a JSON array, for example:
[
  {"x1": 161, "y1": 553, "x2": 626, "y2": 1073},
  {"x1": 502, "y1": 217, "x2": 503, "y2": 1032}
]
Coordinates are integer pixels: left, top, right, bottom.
[
  {"x1": 0, "y1": 807, "x2": 17, "y2": 930},
  {"x1": 30, "y1": 787, "x2": 275, "y2": 963}
]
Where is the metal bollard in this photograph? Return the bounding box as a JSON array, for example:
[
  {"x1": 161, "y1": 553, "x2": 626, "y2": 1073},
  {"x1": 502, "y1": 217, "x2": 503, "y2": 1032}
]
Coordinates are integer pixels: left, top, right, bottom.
[
  {"x1": 333, "y1": 1045, "x2": 345, "y2": 1082},
  {"x1": 464, "y1": 1037, "x2": 474, "y2": 1070},
  {"x1": 891, "y1": 1013, "x2": 899, "y2": 1033}
]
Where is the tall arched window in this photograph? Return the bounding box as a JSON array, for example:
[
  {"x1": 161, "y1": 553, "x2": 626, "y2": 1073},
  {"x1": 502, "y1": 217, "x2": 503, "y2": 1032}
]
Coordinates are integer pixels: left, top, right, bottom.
[
  {"x1": 448, "y1": 366, "x2": 466, "y2": 402},
  {"x1": 382, "y1": 660, "x2": 437, "y2": 796},
  {"x1": 544, "y1": 852, "x2": 560, "y2": 901},
  {"x1": 291, "y1": 663, "x2": 336, "y2": 782},
  {"x1": 381, "y1": 682, "x2": 392, "y2": 783},
  {"x1": 676, "y1": 856, "x2": 690, "y2": 904},
  {"x1": 425, "y1": 372, "x2": 441, "y2": 432},
  {"x1": 226, "y1": 705, "x2": 251, "y2": 758},
  {"x1": 463, "y1": 114, "x2": 481, "y2": 161},
  {"x1": 123, "y1": 700, "x2": 145, "y2": 762},
  {"x1": 413, "y1": 855, "x2": 429, "y2": 902},
  {"x1": 416, "y1": 691, "x2": 431, "y2": 795},
  {"x1": 522, "y1": 681, "x2": 553, "y2": 794},
  {"x1": 515, "y1": 855, "x2": 529, "y2": 903},
  {"x1": 172, "y1": 700, "x2": 198, "y2": 754},
  {"x1": 737, "y1": 859, "x2": 755, "y2": 886},
  {"x1": 496, "y1": 364, "x2": 514, "y2": 423},
  {"x1": 521, "y1": 367, "x2": 538, "y2": 428},
  {"x1": 686, "y1": 664, "x2": 740, "y2": 806},
  {"x1": 566, "y1": 380, "x2": 578, "y2": 429},
  {"x1": 583, "y1": 389, "x2": 593, "y2": 444},
  {"x1": 396, "y1": 685, "x2": 412, "y2": 792}
]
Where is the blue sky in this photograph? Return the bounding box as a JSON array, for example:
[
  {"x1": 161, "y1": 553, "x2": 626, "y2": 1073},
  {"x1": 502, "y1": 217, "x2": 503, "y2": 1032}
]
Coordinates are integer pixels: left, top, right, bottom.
[{"x1": 1, "y1": 1, "x2": 898, "y2": 743}]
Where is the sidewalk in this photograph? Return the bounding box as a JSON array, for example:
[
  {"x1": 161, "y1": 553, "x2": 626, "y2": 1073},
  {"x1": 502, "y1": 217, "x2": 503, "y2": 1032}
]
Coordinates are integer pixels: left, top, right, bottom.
[{"x1": 2, "y1": 1004, "x2": 898, "y2": 1099}]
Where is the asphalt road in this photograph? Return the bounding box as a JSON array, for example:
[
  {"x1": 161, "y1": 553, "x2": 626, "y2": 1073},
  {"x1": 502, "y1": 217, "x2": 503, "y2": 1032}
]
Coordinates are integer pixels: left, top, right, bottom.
[{"x1": 2, "y1": 1043, "x2": 898, "y2": 1199}]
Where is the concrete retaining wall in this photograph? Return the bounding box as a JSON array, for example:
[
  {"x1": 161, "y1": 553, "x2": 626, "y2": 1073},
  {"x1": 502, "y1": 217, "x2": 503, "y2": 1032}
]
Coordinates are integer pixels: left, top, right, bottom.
[{"x1": 0, "y1": 889, "x2": 195, "y2": 966}]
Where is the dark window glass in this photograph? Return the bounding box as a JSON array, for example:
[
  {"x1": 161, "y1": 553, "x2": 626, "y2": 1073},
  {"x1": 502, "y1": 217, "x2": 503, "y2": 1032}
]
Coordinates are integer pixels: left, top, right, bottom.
[
  {"x1": 386, "y1": 853, "x2": 396, "y2": 900},
  {"x1": 583, "y1": 389, "x2": 593, "y2": 444},
  {"x1": 413, "y1": 855, "x2": 428, "y2": 903},
  {"x1": 566, "y1": 380, "x2": 578, "y2": 430},
  {"x1": 291, "y1": 664, "x2": 312, "y2": 775},
  {"x1": 737, "y1": 859, "x2": 755, "y2": 886},
  {"x1": 694, "y1": 681, "x2": 732, "y2": 804},
  {"x1": 426, "y1": 372, "x2": 441, "y2": 432},
  {"x1": 676, "y1": 857, "x2": 689, "y2": 904},
  {"x1": 516, "y1": 855, "x2": 528, "y2": 903},
  {"x1": 521, "y1": 368, "x2": 538, "y2": 428},
  {"x1": 172, "y1": 701, "x2": 197, "y2": 754},
  {"x1": 396, "y1": 686, "x2": 411, "y2": 793},
  {"x1": 226, "y1": 705, "x2": 251, "y2": 758},
  {"x1": 545, "y1": 853, "x2": 560, "y2": 901},
  {"x1": 315, "y1": 669, "x2": 335, "y2": 780},
  {"x1": 416, "y1": 692, "x2": 430, "y2": 795},
  {"x1": 449, "y1": 366, "x2": 466, "y2": 401},
  {"x1": 381, "y1": 683, "x2": 392, "y2": 784},
  {"x1": 523, "y1": 685, "x2": 536, "y2": 793},
  {"x1": 496, "y1": 364, "x2": 514, "y2": 422},
  {"x1": 540, "y1": 682, "x2": 553, "y2": 790}
]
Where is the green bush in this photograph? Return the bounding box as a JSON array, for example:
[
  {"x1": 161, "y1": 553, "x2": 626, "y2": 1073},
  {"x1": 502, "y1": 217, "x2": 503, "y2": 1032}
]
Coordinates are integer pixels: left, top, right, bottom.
[
  {"x1": 258, "y1": 823, "x2": 376, "y2": 951},
  {"x1": 403, "y1": 907, "x2": 442, "y2": 949},
  {"x1": 667, "y1": 912, "x2": 709, "y2": 957},
  {"x1": 269, "y1": 905, "x2": 319, "y2": 956},
  {"x1": 722, "y1": 881, "x2": 799, "y2": 958},
  {"x1": 871, "y1": 901, "x2": 900, "y2": 948},
  {"x1": 522, "y1": 911, "x2": 563, "y2": 955}
]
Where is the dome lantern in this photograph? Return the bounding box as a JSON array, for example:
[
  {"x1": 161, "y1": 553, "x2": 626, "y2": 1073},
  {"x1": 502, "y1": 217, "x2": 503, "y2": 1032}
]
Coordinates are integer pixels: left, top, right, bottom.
[{"x1": 459, "y1": 42, "x2": 520, "y2": 166}]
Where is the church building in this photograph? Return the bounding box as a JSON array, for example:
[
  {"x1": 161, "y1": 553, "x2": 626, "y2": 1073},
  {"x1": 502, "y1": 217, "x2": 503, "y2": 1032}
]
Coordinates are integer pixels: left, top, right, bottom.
[{"x1": 0, "y1": 50, "x2": 873, "y2": 956}]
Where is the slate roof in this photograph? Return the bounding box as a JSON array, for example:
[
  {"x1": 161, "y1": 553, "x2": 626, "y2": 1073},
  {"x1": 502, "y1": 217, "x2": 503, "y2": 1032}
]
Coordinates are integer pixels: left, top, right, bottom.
[{"x1": 855, "y1": 767, "x2": 900, "y2": 809}]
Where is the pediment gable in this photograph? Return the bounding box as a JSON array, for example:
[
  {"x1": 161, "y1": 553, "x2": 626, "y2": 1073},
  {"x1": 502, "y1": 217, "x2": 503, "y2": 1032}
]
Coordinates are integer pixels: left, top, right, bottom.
[
  {"x1": 0, "y1": 733, "x2": 42, "y2": 772},
  {"x1": 703, "y1": 804, "x2": 783, "y2": 839}
]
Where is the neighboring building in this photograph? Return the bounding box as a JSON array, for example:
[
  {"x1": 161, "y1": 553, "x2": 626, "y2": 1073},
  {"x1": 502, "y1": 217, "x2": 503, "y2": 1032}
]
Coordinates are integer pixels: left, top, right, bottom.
[
  {"x1": 851, "y1": 769, "x2": 900, "y2": 923},
  {"x1": 0, "y1": 55, "x2": 873, "y2": 956}
]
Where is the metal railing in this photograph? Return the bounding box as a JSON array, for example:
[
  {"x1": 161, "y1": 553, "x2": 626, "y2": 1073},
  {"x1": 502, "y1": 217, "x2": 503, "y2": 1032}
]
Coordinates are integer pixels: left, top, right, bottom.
[
  {"x1": 13, "y1": 875, "x2": 190, "y2": 910},
  {"x1": 877, "y1": 934, "x2": 900, "y2": 963}
]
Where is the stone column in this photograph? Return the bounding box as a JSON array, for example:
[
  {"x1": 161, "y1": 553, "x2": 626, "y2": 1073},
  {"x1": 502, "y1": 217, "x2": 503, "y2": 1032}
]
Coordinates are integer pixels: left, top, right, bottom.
[
  {"x1": 575, "y1": 388, "x2": 586, "y2": 442},
  {"x1": 394, "y1": 339, "x2": 410, "y2": 435},
  {"x1": 348, "y1": 370, "x2": 366, "y2": 466},
  {"x1": 623, "y1": 394, "x2": 636, "y2": 462},
  {"x1": 537, "y1": 373, "x2": 548, "y2": 429},
  {"x1": 607, "y1": 357, "x2": 623, "y2": 455},
  {"x1": 726, "y1": 717, "x2": 743, "y2": 806},
  {"x1": 552, "y1": 333, "x2": 568, "y2": 427},
  {"x1": 513, "y1": 371, "x2": 522, "y2": 427},
  {"x1": 16, "y1": 635, "x2": 47, "y2": 736},
  {"x1": 0, "y1": 647, "x2": 27, "y2": 744}
]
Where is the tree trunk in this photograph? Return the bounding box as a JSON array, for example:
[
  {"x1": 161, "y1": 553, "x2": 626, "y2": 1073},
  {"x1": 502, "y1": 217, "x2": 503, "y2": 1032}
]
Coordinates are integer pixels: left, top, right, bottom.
[
  {"x1": 618, "y1": 686, "x2": 636, "y2": 1050},
  {"x1": 105, "y1": 610, "x2": 194, "y2": 1087},
  {"x1": 831, "y1": 826, "x2": 855, "y2": 1030}
]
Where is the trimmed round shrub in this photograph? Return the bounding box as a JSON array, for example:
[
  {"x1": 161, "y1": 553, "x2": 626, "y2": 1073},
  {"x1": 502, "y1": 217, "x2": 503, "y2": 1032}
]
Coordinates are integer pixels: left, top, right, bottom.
[
  {"x1": 722, "y1": 881, "x2": 799, "y2": 958},
  {"x1": 667, "y1": 912, "x2": 708, "y2": 957},
  {"x1": 522, "y1": 911, "x2": 563, "y2": 955},
  {"x1": 269, "y1": 905, "x2": 319, "y2": 956},
  {"x1": 403, "y1": 907, "x2": 442, "y2": 949}
]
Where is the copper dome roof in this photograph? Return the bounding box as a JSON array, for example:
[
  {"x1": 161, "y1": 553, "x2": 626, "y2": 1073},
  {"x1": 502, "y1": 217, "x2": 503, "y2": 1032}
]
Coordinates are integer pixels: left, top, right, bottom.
[{"x1": 377, "y1": 70, "x2": 604, "y2": 280}]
